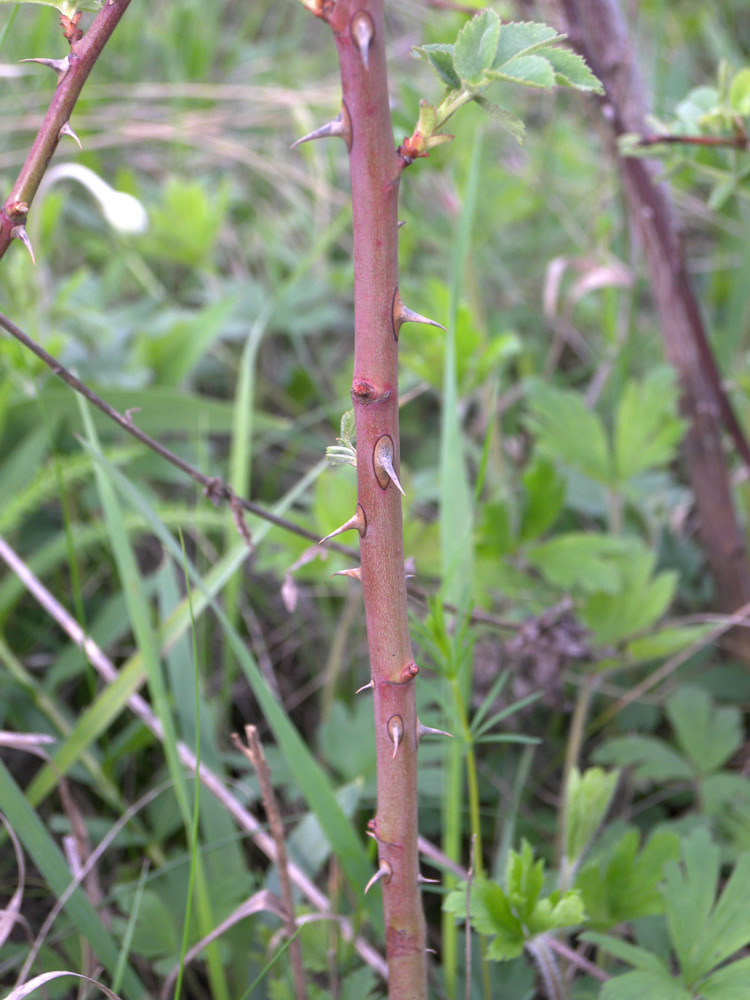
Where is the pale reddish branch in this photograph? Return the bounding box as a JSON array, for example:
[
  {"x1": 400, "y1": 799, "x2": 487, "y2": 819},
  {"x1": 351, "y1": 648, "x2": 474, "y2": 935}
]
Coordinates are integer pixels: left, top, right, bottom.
[
  {"x1": 0, "y1": 0, "x2": 133, "y2": 261},
  {"x1": 298, "y1": 1, "x2": 429, "y2": 996},
  {"x1": 0, "y1": 533, "x2": 388, "y2": 982},
  {"x1": 637, "y1": 132, "x2": 749, "y2": 150},
  {"x1": 558, "y1": 0, "x2": 750, "y2": 647},
  {"x1": 0, "y1": 309, "x2": 357, "y2": 558}
]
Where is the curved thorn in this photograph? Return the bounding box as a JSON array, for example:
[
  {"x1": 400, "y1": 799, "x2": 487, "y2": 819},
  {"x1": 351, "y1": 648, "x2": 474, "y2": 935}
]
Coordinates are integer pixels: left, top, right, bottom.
[
  {"x1": 416, "y1": 719, "x2": 454, "y2": 744},
  {"x1": 373, "y1": 435, "x2": 405, "y2": 496},
  {"x1": 59, "y1": 121, "x2": 82, "y2": 149},
  {"x1": 417, "y1": 873, "x2": 440, "y2": 884},
  {"x1": 398, "y1": 220, "x2": 406, "y2": 229},
  {"x1": 387, "y1": 715, "x2": 404, "y2": 758},
  {"x1": 332, "y1": 566, "x2": 362, "y2": 581},
  {"x1": 21, "y1": 55, "x2": 70, "y2": 81},
  {"x1": 355, "y1": 680, "x2": 374, "y2": 694},
  {"x1": 291, "y1": 103, "x2": 352, "y2": 152},
  {"x1": 364, "y1": 858, "x2": 392, "y2": 894},
  {"x1": 350, "y1": 10, "x2": 374, "y2": 70},
  {"x1": 392, "y1": 287, "x2": 446, "y2": 340},
  {"x1": 11, "y1": 226, "x2": 35, "y2": 265},
  {"x1": 319, "y1": 503, "x2": 366, "y2": 543}
]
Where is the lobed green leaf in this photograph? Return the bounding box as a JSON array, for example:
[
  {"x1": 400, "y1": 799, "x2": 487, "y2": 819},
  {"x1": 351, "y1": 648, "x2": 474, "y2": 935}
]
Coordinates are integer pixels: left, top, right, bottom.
[{"x1": 453, "y1": 8, "x2": 501, "y2": 87}]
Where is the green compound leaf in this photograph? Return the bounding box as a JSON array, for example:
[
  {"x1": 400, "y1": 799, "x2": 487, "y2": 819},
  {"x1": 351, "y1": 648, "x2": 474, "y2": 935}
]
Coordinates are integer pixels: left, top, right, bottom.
[
  {"x1": 493, "y1": 21, "x2": 561, "y2": 65},
  {"x1": 0, "y1": 0, "x2": 101, "y2": 12},
  {"x1": 414, "y1": 42, "x2": 461, "y2": 90},
  {"x1": 730, "y1": 68, "x2": 750, "y2": 114},
  {"x1": 576, "y1": 828, "x2": 681, "y2": 929},
  {"x1": 506, "y1": 839, "x2": 544, "y2": 922},
  {"x1": 487, "y1": 53, "x2": 557, "y2": 89},
  {"x1": 453, "y1": 8, "x2": 501, "y2": 86},
  {"x1": 665, "y1": 686, "x2": 743, "y2": 776},
  {"x1": 543, "y1": 45, "x2": 604, "y2": 91},
  {"x1": 445, "y1": 843, "x2": 585, "y2": 962},
  {"x1": 565, "y1": 766, "x2": 620, "y2": 867},
  {"x1": 473, "y1": 95, "x2": 526, "y2": 143}
]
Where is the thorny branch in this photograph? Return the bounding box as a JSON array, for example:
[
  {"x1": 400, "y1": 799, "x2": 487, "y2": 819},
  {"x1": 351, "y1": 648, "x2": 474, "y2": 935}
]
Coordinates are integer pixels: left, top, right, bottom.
[{"x1": 1, "y1": 0, "x2": 133, "y2": 260}]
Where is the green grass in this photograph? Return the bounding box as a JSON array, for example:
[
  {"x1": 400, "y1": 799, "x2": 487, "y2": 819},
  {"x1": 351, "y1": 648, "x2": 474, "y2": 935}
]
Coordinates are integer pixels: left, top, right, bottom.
[{"x1": 2, "y1": 1, "x2": 750, "y2": 999}]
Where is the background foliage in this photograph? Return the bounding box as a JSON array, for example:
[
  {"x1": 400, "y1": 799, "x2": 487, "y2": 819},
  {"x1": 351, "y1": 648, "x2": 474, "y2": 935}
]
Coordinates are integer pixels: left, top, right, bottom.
[{"x1": 2, "y1": 1, "x2": 750, "y2": 998}]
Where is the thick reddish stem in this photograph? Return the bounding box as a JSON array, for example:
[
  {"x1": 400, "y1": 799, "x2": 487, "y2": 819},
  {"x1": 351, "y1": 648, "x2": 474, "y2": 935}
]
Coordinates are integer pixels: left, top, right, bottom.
[
  {"x1": 0, "y1": 0, "x2": 133, "y2": 259},
  {"x1": 326, "y1": 1, "x2": 428, "y2": 995}
]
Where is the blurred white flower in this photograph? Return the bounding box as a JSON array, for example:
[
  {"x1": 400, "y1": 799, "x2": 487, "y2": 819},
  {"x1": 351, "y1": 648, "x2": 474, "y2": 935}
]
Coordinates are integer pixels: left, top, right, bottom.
[{"x1": 41, "y1": 163, "x2": 148, "y2": 234}]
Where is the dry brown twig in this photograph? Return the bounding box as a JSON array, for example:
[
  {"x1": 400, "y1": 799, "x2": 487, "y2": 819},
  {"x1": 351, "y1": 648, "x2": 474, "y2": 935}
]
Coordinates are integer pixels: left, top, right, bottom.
[{"x1": 232, "y1": 725, "x2": 309, "y2": 1000}]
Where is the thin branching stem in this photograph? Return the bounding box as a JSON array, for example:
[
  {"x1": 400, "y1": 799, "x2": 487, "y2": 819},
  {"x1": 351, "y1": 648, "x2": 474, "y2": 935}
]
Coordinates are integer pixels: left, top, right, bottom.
[
  {"x1": 0, "y1": 0, "x2": 133, "y2": 257},
  {"x1": 0, "y1": 309, "x2": 356, "y2": 558}
]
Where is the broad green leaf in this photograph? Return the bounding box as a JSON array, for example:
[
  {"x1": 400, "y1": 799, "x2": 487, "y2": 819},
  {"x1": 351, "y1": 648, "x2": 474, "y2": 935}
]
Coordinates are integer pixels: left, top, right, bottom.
[
  {"x1": 453, "y1": 9, "x2": 501, "y2": 86},
  {"x1": 593, "y1": 735, "x2": 694, "y2": 784},
  {"x1": 488, "y1": 54, "x2": 556, "y2": 90},
  {"x1": 473, "y1": 95, "x2": 527, "y2": 143},
  {"x1": 135, "y1": 297, "x2": 238, "y2": 385},
  {"x1": 525, "y1": 381, "x2": 611, "y2": 483},
  {"x1": 576, "y1": 829, "x2": 681, "y2": 929},
  {"x1": 527, "y1": 533, "x2": 629, "y2": 594},
  {"x1": 662, "y1": 829, "x2": 720, "y2": 982},
  {"x1": 625, "y1": 624, "x2": 713, "y2": 664},
  {"x1": 701, "y1": 772, "x2": 750, "y2": 819},
  {"x1": 494, "y1": 21, "x2": 561, "y2": 66},
  {"x1": 730, "y1": 68, "x2": 750, "y2": 114},
  {"x1": 599, "y1": 970, "x2": 692, "y2": 1000},
  {"x1": 675, "y1": 86, "x2": 719, "y2": 132},
  {"x1": 519, "y1": 452, "x2": 565, "y2": 542},
  {"x1": 414, "y1": 43, "x2": 461, "y2": 90},
  {"x1": 543, "y1": 46, "x2": 603, "y2": 93},
  {"x1": 565, "y1": 766, "x2": 619, "y2": 866},
  {"x1": 583, "y1": 931, "x2": 669, "y2": 973},
  {"x1": 700, "y1": 956, "x2": 750, "y2": 1000},
  {"x1": 581, "y1": 545, "x2": 676, "y2": 644},
  {"x1": 614, "y1": 368, "x2": 685, "y2": 482},
  {"x1": 692, "y1": 853, "x2": 750, "y2": 977},
  {"x1": 665, "y1": 686, "x2": 743, "y2": 776}
]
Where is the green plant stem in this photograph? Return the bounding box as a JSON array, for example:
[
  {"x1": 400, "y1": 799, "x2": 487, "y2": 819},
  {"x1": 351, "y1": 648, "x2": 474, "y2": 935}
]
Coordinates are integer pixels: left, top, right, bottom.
[
  {"x1": 322, "y1": 1, "x2": 427, "y2": 995},
  {"x1": 556, "y1": 671, "x2": 597, "y2": 883},
  {"x1": 0, "y1": 0, "x2": 133, "y2": 256},
  {"x1": 449, "y1": 678, "x2": 492, "y2": 1000}
]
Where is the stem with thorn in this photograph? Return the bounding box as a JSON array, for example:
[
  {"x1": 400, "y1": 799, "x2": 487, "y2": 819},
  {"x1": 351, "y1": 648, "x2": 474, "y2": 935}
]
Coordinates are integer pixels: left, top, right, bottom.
[
  {"x1": 296, "y1": 1, "x2": 435, "y2": 994},
  {"x1": 0, "y1": 0, "x2": 133, "y2": 260}
]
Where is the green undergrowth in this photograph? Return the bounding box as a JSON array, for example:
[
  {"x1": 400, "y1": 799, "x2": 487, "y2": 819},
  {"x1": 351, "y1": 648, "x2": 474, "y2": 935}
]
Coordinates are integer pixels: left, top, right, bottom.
[{"x1": 1, "y1": 1, "x2": 750, "y2": 999}]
